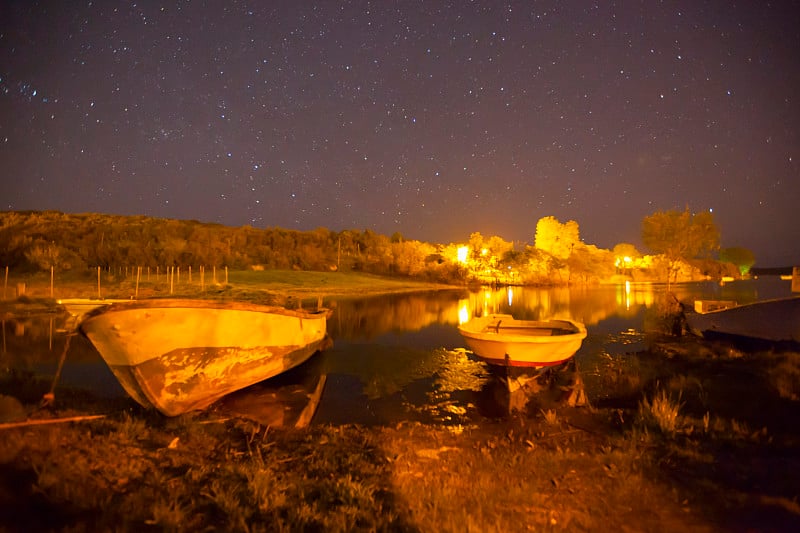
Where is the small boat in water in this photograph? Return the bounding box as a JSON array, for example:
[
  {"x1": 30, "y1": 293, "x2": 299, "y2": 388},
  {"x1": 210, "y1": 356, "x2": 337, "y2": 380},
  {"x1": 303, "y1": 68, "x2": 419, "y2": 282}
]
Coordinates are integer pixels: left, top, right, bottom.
[
  {"x1": 79, "y1": 299, "x2": 331, "y2": 416},
  {"x1": 686, "y1": 296, "x2": 800, "y2": 344},
  {"x1": 458, "y1": 314, "x2": 587, "y2": 368}
]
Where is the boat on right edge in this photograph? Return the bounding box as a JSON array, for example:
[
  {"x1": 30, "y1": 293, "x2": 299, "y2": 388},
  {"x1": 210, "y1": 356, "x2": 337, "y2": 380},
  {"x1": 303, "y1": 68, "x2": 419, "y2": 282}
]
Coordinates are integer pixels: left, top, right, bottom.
[{"x1": 685, "y1": 296, "x2": 800, "y2": 344}]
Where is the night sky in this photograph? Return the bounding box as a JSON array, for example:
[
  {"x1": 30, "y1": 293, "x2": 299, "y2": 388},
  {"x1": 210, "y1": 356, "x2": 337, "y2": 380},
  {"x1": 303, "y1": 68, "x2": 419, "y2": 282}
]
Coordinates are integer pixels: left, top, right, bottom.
[{"x1": 2, "y1": 1, "x2": 798, "y2": 266}]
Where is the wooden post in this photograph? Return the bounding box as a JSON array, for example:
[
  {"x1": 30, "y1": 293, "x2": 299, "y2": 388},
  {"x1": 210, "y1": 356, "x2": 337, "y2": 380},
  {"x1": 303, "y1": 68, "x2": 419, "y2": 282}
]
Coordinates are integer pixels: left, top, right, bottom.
[
  {"x1": 135, "y1": 266, "x2": 141, "y2": 299},
  {"x1": 189, "y1": 265, "x2": 192, "y2": 283},
  {"x1": 97, "y1": 266, "x2": 101, "y2": 299},
  {"x1": 177, "y1": 266, "x2": 180, "y2": 284},
  {"x1": 50, "y1": 266, "x2": 54, "y2": 298},
  {"x1": 225, "y1": 266, "x2": 228, "y2": 285},
  {"x1": 3, "y1": 265, "x2": 8, "y2": 300},
  {"x1": 200, "y1": 266, "x2": 205, "y2": 292},
  {"x1": 213, "y1": 266, "x2": 217, "y2": 284},
  {"x1": 170, "y1": 266, "x2": 174, "y2": 294}
]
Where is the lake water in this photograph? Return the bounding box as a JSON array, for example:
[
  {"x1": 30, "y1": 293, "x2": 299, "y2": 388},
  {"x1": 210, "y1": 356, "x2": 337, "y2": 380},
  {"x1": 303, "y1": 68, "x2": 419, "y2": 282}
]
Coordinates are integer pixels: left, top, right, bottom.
[{"x1": 1, "y1": 277, "x2": 793, "y2": 426}]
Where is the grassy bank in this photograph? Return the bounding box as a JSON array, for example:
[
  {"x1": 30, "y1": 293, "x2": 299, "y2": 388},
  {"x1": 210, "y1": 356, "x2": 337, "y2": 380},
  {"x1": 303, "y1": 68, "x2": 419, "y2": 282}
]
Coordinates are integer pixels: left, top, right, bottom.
[{"x1": 2, "y1": 268, "x2": 457, "y2": 305}]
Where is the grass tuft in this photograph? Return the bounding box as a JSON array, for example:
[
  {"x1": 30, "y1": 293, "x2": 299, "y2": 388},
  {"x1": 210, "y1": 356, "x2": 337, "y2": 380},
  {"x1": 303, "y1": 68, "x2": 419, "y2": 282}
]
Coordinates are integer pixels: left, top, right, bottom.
[
  {"x1": 638, "y1": 389, "x2": 683, "y2": 435},
  {"x1": 541, "y1": 409, "x2": 559, "y2": 426}
]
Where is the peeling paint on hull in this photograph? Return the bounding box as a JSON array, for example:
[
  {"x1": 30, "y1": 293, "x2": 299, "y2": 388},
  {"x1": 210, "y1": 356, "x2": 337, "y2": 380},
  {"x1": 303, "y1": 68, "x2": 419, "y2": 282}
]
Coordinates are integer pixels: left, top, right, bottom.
[{"x1": 79, "y1": 299, "x2": 331, "y2": 416}]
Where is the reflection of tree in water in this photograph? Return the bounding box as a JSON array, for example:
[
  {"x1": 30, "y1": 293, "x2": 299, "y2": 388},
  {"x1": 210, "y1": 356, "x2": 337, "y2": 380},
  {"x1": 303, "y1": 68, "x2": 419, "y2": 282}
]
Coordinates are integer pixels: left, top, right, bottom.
[
  {"x1": 330, "y1": 285, "x2": 662, "y2": 343},
  {"x1": 1, "y1": 313, "x2": 110, "y2": 372},
  {"x1": 462, "y1": 284, "x2": 656, "y2": 326},
  {"x1": 330, "y1": 290, "x2": 465, "y2": 340},
  {"x1": 2, "y1": 314, "x2": 69, "y2": 367}
]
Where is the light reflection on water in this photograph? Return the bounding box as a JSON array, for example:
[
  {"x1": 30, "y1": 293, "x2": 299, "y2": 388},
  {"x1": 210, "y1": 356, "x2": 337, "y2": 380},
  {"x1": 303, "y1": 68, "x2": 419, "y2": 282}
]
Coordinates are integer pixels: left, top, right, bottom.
[{"x1": 1, "y1": 277, "x2": 793, "y2": 424}]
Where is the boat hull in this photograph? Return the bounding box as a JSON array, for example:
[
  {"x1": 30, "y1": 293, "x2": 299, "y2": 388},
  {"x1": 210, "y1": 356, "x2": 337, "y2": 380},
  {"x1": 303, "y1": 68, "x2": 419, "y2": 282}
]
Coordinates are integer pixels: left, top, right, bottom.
[
  {"x1": 686, "y1": 296, "x2": 800, "y2": 344},
  {"x1": 79, "y1": 299, "x2": 331, "y2": 416},
  {"x1": 458, "y1": 314, "x2": 587, "y2": 368}
]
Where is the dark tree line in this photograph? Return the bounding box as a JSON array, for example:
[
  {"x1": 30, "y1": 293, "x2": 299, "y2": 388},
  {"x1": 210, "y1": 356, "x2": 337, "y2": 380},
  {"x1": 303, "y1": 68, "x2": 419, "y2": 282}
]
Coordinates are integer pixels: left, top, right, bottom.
[{"x1": 0, "y1": 211, "x2": 459, "y2": 282}]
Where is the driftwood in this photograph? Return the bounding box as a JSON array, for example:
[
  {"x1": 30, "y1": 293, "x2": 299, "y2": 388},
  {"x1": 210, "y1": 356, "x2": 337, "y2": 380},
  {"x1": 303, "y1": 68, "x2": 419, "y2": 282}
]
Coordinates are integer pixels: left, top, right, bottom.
[{"x1": 0, "y1": 414, "x2": 106, "y2": 430}]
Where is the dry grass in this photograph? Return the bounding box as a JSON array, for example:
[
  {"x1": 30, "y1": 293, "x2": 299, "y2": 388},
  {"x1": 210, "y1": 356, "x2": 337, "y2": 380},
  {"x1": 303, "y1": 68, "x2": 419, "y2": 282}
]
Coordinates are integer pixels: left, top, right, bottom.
[{"x1": 638, "y1": 389, "x2": 684, "y2": 435}]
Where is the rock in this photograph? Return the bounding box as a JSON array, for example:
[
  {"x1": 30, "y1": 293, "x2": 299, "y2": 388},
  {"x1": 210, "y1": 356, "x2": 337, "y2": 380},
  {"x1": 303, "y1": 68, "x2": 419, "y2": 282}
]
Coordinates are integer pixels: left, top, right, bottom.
[{"x1": 0, "y1": 395, "x2": 26, "y2": 423}]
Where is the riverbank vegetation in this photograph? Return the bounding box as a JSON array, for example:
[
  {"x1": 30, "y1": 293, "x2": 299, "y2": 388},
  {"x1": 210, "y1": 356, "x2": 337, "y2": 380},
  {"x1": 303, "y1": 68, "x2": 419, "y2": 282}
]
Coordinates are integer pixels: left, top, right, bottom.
[{"x1": 1, "y1": 209, "x2": 757, "y2": 290}]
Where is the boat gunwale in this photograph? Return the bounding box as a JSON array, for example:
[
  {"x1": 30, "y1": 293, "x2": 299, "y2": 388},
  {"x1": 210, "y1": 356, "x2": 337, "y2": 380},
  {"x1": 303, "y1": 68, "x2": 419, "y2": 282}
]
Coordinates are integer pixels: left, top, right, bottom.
[
  {"x1": 691, "y1": 295, "x2": 800, "y2": 315},
  {"x1": 80, "y1": 298, "x2": 332, "y2": 321},
  {"x1": 458, "y1": 314, "x2": 587, "y2": 344}
]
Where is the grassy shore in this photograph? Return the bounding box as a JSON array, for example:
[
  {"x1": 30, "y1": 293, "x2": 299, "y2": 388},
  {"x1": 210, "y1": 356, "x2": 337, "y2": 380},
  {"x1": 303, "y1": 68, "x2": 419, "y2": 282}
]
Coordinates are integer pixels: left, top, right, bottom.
[
  {"x1": 1, "y1": 272, "x2": 799, "y2": 531},
  {"x1": 1, "y1": 268, "x2": 458, "y2": 309}
]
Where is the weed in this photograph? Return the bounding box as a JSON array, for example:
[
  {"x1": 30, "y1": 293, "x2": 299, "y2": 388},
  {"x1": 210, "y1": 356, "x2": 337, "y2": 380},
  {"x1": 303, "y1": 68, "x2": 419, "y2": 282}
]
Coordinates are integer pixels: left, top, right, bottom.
[
  {"x1": 541, "y1": 408, "x2": 559, "y2": 426},
  {"x1": 245, "y1": 459, "x2": 290, "y2": 514},
  {"x1": 115, "y1": 411, "x2": 149, "y2": 442},
  {"x1": 730, "y1": 418, "x2": 750, "y2": 437},
  {"x1": 638, "y1": 389, "x2": 683, "y2": 435},
  {"x1": 146, "y1": 497, "x2": 189, "y2": 529},
  {"x1": 202, "y1": 478, "x2": 251, "y2": 530},
  {"x1": 766, "y1": 355, "x2": 800, "y2": 401}
]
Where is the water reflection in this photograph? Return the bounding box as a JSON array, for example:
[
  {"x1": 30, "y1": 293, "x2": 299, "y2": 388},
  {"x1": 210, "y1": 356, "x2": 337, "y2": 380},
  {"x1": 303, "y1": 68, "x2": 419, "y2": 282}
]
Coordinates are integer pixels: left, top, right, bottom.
[
  {"x1": 2, "y1": 277, "x2": 793, "y2": 424},
  {"x1": 212, "y1": 356, "x2": 328, "y2": 428},
  {"x1": 455, "y1": 284, "x2": 653, "y2": 327},
  {"x1": 330, "y1": 282, "x2": 660, "y2": 342},
  {"x1": 328, "y1": 290, "x2": 466, "y2": 340}
]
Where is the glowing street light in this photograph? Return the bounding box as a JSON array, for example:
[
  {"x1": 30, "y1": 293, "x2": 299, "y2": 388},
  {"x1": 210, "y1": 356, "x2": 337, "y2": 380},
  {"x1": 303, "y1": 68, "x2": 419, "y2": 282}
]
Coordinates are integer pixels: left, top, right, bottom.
[{"x1": 457, "y1": 246, "x2": 469, "y2": 264}]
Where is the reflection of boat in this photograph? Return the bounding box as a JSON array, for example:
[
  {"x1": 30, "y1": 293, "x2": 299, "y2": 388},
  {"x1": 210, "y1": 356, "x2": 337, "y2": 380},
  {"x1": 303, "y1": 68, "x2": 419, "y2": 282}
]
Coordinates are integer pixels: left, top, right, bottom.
[
  {"x1": 478, "y1": 358, "x2": 588, "y2": 416},
  {"x1": 686, "y1": 297, "x2": 800, "y2": 344},
  {"x1": 79, "y1": 299, "x2": 331, "y2": 416},
  {"x1": 213, "y1": 359, "x2": 328, "y2": 428},
  {"x1": 458, "y1": 314, "x2": 587, "y2": 368}
]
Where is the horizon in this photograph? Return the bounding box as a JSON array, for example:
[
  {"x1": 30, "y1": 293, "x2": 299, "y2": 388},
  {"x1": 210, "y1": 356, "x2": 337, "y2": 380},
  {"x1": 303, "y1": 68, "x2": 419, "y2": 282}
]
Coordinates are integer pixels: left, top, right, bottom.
[{"x1": 4, "y1": 208, "x2": 796, "y2": 270}]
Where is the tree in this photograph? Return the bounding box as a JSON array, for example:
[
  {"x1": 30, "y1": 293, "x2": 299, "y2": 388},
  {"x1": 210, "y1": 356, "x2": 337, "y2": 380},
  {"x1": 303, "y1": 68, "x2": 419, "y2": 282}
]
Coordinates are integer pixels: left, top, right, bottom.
[
  {"x1": 641, "y1": 208, "x2": 720, "y2": 283},
  {"x1": 535, "y1": 216, "x2": 580, "y2": 260},
  {"x1": 719, "y1": 247, "x2": 756, "y2": 276},
  {"x1": 612, "y1": 243, "x2": 641, "y2": 275}
]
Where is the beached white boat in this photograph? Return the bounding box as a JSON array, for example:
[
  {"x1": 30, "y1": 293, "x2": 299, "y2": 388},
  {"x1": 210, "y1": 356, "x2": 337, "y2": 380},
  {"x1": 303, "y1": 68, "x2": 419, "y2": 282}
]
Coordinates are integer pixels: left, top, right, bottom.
[
  {"x1": 686, "y1": 297, "x2": 800, "y2": 344},
  {"x1": 79, "y1": 299, "x2": 331, "y2": 416},
  {"x1": 458, "y1": 314, "x2": 587, "y2": 368}
]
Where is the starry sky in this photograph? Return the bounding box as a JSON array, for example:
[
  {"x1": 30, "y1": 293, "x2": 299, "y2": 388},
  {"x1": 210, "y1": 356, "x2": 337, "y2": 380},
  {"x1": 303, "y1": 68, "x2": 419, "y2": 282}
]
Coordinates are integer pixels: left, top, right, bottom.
[{"x1": 1, "y1": 1, "x2": 799, "y2": 266}]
